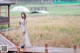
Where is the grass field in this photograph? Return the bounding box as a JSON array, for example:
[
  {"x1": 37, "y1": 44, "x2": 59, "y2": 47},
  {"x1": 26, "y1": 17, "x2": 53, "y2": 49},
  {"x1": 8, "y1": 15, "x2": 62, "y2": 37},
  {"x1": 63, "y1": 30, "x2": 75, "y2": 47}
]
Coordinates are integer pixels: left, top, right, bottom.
[
  {"x1": 1, "y1": 4, "x2": 80, "y2": 48},
  {"x1": 10, "y1": 4, "x2": 80, "y2": 16}
]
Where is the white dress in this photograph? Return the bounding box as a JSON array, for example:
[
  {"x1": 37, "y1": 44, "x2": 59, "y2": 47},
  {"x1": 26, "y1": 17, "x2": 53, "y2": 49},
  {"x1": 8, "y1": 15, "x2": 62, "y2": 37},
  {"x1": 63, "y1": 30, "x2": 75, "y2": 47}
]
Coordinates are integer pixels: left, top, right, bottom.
[
  {"x1": 20, "y1": 18, "x2": 26, "y2": 32},
  {"x1": 20, "y1": 18, "x2": 31, "y2": 47}
]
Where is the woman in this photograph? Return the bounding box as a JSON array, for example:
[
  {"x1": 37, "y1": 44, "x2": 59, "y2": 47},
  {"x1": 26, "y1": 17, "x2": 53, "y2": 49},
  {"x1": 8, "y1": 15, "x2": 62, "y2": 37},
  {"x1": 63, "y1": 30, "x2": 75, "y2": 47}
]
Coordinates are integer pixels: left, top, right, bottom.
[{"x1": 19, "y1": 12, "x2": 31, "y2": 48}]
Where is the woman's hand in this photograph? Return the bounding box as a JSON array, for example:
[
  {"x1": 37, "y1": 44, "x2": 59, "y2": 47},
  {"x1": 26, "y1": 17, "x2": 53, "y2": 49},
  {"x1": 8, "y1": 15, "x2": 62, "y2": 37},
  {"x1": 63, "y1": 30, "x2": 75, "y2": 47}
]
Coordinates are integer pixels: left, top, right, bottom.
[
  {"x1": 19, "y1": 22, "x2": 21, "y2": 25},
  {"x1": 23, "y1": 31, "x2": 26, "y2": 35},
  {"x1": 23, "y1": 31, "x2": 25, "y2": 34}
]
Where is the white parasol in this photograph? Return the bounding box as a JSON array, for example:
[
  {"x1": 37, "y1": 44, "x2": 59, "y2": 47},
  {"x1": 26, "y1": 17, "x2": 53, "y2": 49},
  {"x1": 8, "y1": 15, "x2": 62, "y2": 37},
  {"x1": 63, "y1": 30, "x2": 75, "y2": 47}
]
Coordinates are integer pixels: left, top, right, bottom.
[{"x1": 11, "y1": 6, "x2": 30, "y2": 12}]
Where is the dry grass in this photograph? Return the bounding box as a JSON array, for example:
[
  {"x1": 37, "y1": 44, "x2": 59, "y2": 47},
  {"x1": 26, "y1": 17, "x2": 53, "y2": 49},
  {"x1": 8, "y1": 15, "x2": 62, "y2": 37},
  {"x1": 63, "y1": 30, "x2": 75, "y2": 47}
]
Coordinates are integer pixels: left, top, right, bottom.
[{"x1": 5, "y1": 15, "x2": 80, "y2": 48}]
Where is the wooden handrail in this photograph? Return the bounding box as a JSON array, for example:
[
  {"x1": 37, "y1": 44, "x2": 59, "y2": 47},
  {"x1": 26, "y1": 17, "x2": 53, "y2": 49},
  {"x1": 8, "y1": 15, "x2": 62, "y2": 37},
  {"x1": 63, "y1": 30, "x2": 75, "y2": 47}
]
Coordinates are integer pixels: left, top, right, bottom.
[{"x1": 0, "y1": 32, "x2": 17, "y2": 46}]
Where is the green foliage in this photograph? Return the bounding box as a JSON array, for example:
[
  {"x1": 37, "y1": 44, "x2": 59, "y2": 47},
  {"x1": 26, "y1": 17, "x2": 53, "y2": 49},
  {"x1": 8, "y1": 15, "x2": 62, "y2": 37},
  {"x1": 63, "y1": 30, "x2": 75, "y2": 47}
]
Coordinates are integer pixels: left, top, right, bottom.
[{"x1": 0, "y1": 25, "x2": 8, "y2": 29}]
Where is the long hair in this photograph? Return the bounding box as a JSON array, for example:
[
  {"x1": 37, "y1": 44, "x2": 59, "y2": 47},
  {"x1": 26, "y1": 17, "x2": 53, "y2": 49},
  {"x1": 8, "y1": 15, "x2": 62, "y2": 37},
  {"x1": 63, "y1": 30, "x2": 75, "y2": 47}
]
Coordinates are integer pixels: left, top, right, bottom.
[{"x1": 21, "y1": 12, "x2": 26, "y2": 20}]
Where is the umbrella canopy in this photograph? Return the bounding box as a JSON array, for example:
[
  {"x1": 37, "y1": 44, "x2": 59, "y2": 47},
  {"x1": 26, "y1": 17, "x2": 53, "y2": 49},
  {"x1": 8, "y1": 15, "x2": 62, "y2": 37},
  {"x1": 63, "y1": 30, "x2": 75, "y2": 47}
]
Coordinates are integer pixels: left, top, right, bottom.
[{"x1": 11, "y1": 6, "x2": 30, "y2": 12}]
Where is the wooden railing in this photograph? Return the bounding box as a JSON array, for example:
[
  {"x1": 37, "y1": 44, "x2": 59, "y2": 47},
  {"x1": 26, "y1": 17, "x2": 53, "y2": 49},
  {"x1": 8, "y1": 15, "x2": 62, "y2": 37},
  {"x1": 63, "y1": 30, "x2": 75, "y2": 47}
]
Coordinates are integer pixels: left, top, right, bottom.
[
  {"x1": 16, "y1": 44, "x2": 78, "y2": 53},
  {"x1": 0, "y1": 16, "x2": 9, "y2": 25},
  {"x1": 29, "y1": 7, "x2": 47, "y2": 11},
  {"x1": 0, "y1": 32, "x2": 17, "y2": 46}
]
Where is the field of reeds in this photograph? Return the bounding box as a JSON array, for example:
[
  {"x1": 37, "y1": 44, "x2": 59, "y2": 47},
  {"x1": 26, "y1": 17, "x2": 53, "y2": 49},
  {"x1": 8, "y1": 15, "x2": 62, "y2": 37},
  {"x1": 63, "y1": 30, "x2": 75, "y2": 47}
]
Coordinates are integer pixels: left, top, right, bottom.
[{"x1": 4, "y1": 15, "x2": 80, "y2": 48}]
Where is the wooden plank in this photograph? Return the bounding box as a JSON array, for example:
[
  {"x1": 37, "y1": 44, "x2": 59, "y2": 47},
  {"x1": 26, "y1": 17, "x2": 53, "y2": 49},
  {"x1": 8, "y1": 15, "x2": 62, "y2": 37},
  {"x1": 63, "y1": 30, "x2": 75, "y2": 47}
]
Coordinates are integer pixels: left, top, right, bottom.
[
  {"x1": 8, "y1": 47, "x2": 17, "y2": 51},
  {"x1": 18, "y1": 47, "x2": 80, "y2": 53},
  {"x1": 0, "y1": 22, "x2": 9, "y2": 25},
  {"x1": 0, "y1": 17, "x2": 9, "y2": 25}
]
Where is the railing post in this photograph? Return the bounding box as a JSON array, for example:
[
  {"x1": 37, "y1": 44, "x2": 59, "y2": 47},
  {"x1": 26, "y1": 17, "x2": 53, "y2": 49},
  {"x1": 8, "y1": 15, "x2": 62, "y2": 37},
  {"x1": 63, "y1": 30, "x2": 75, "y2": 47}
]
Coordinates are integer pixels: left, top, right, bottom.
[
  {"x1": 73, "y1": 44, "x2": 77, "y2": 53},
  {"x1": 45, "y1": 44, "x2": 48, "y2": 53},
  {"x1": 16, "y1": 43, "x2": 20, "y2": 53}
]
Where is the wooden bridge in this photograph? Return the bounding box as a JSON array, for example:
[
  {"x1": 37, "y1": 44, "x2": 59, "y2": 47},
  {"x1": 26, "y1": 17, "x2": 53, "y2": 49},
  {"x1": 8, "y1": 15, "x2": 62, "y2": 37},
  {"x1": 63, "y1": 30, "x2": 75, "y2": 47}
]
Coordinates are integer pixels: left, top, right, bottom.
[{"x1": 0, "y1": 32, "x2": 80, "y2": 53}]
